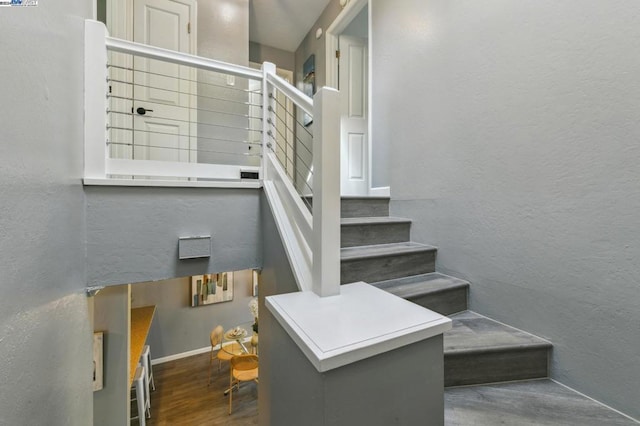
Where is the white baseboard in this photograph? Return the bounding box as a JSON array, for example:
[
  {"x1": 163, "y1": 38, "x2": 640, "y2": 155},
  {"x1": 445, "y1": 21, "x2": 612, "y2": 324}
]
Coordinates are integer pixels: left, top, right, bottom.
[
  {"x1": 369, "y1": 186, "x2": 390, "y2": 197},
  {"x1": 150, "y1": 337, "x2": 254, "y2": 366},
  {"x1": 151, "y1": 345, "x2": 210, "y2": 366}
]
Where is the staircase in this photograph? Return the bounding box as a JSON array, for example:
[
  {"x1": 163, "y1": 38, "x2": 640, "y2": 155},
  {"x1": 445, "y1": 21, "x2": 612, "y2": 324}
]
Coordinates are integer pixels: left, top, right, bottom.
[
  {"x1": 340, "y1": 196, "x2": 552, "y2": 387},
  {"x1": 340, "y1": 197, "x2": 640, "y2": 425}
]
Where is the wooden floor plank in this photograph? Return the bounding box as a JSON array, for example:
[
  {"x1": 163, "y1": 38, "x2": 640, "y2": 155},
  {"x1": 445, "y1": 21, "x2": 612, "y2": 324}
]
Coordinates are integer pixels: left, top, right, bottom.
[{"x1": 132, "y1": 352, "x2": 258, "y2": 425}]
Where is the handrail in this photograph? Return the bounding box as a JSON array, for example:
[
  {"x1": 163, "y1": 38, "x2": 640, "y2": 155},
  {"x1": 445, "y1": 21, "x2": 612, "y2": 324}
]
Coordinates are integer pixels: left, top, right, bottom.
[
  {"x1": 105, "y1": 36, "x2": 262, "y2": 80},
  {"x1": 266, "y1": 72, "x2": 313, "y2": 115},
  {"x1": 85, "y1": 19, "x2": 341, "y2": 298}
]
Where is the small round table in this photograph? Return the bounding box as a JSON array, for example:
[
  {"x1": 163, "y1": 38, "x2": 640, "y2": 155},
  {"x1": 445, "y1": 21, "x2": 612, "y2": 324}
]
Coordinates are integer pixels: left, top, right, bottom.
[{"x1": 221, "y1": 324, "x2": 250, "y2": 356}]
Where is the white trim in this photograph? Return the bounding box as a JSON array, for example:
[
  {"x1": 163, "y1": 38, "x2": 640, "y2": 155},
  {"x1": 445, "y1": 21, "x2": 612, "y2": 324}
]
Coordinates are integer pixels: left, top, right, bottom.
[
  {"x1": 366, "y1": 3, "x2": 375, "y2": 197},
  {"x1": 106, "y1": 36, "x2": 262, "y2": 79},
  {"x1": 326, "y1": 0, "x2": 375, "y2": 197},
  {"x1": 84, "y1": 20, "x2": 109, "y2": 180},
  {"x1": 266, "y1": 152, "x2": 312, "y2": 241},
  {"x1": 369, "y1": 186, "x2": 390, "y2": 197},
  {"x1": 266, "y1": 72, "x2": 313, "y2": 115},
  {"x1": 83, "y1": 178, "x2": 262, "y2": 189},
  {"x1": 150, "y1": 338, "x2": 253, "y2": 366},
  {"x1": 106, "y1": 158, "x2": 259, "y2": 180},
  {"x1": 261, "y1": 62, "x2": 276, "y2": 181},
  {"x1": 266, "y1": 282, "x2": 452, "y2": 372},
  {"x1": 325, "y1": 0, "x2": 369, "y2": 89},
  {"x1": 311, "y1": 87, "x2": 341, "y2": 297},
  {"x1": 106, "y1": 0, "x2": 132, "y2": 40},
  {"x1": 263, "y1": 179, "x2": 312, "y2": 293},
  {"x1": 151, "y1": 345, "x2": 210, "y2": 365}
]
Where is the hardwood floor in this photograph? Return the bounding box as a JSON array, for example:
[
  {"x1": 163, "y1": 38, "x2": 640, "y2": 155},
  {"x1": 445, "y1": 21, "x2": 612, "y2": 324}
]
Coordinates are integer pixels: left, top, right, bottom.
[{"x1": 132, "y1": 351, "x2": 258, "y2": 426}]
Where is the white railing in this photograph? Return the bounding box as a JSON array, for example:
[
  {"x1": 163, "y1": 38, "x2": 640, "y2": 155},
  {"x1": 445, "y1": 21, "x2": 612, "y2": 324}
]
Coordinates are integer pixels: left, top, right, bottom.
[
  {"x1": 84, "y1": 20, "x2": 340, "y2": 297},
  {"x1": 85, "y1": 21, "x2": 263, "y2": 183}
]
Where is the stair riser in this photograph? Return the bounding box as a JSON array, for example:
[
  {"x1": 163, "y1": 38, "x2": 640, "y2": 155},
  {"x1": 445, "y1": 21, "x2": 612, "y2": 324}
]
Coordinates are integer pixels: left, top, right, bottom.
[
  {"x1": 444, "y1": 347, "x2": 549, "y2": 387},
  {"x1": 408, "y1": 288, "x2": 468, "y2": 316},
  {"x1": 341, "y1": 199, "x2": 389, "y2": 218},
  {"x1": 341, "y1": 251, "x2": 436, "y2": 284},
  {"x1": 341, "y1": 223, "x2": 411, "y2": 248}
]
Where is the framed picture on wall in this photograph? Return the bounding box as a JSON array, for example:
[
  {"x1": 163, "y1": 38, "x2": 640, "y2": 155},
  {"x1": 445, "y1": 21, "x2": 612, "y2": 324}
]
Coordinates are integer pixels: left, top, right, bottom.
[
  {"x1": 93, "y1": 331, "x2": 104, "y2": 391},
  {"x1": 191, "y1": 272, "x2": 234, "y2": 307},
  {"x1": 252, "y1": 269, "x2": 259, "y2": 297},
  {"x1": 302, "y1": 54, "x2": 315, "y2": 127}
]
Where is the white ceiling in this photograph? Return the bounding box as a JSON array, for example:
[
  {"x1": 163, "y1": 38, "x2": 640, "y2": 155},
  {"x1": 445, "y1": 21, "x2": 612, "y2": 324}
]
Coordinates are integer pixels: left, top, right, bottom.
[{"x1": 249, "y1": 0, "x2": 332, "y2": 52}]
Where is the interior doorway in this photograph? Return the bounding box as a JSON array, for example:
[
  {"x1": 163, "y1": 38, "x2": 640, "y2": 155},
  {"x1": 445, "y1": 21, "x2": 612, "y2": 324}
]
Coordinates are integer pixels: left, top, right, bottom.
[
  {"x1": 131, "y1": 0, "x2": 196, "y2": 164},
  {"x1": 101, "y1": 0, "x2": 197, "y2": 172},
  {"x1": 326, "y1": 0, "x2": 372, "y2": 196}
]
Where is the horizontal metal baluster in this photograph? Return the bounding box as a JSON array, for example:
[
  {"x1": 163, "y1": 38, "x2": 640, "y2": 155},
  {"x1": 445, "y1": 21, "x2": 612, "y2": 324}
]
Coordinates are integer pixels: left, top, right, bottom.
[
  {"x1": 107, "y1": 64, "x2": 263, "y2": 94},
  {"x1": 109, "y1": 110, "x2": 263, "y2": 124}
]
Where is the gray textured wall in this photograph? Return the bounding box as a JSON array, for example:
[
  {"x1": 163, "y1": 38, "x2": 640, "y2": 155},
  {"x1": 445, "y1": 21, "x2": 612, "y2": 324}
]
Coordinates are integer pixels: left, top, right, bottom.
[
  {"x1": 86, "y1": 187, "x2": 262, "y2": 286},
  {"x1": 373, "y1": 0, "x2": 640, "y2": 419},
  {"x1": 0, "y1": 1, "x2": 93, "y2": 424},
  {"x1": 267, "y1": 320, "x2": 444, "y2": 426},
  {"x1": 258, "y1": 193, "x2": 301, "y2": 425},
  {"x1": 131, "y1": 270, "x2": 257, "y2": 359},
  {"x1": 249, "y1": 42, "x2": 295, "y2": 71},
  {"x1": 93, "y1": 285, "x2": 130, "y2": 426},
  {"x1": 294, "y1": 0, "x2": 342, "y2": 89}
]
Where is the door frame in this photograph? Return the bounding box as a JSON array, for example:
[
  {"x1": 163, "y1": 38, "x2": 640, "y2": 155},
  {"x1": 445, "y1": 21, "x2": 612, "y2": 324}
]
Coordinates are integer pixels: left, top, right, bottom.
[
  {"x1": 325, "y1": 0, "x2": 368, "y2": 90},
  {"x1": 326, "y1": 0, "x2": 388, "y2": 197}
]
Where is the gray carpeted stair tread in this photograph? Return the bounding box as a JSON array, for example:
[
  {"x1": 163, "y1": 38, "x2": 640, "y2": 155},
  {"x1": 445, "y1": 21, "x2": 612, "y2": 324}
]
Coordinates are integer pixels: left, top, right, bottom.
[
  {"x1": 372, "y1": 272, "x2": 469, "y2": 299},
  {"x1": 445, "y1": 311, "x2": 552, "y2": 355},
  {"x1": 371, "y1": 272, "x2": 469, "y2": 315},
  {"x1": 443, "y1": 311, "x2": 552, "y2": 386},
  {"x1": 445, "y1": 379, "x2": 639, "y2": 426},
  {"x1": 341, "y1": 242, "x2": 437, "y2": 261},
  {"x1": 341, "y1": 216, "x2": 411, "y2": 226}
]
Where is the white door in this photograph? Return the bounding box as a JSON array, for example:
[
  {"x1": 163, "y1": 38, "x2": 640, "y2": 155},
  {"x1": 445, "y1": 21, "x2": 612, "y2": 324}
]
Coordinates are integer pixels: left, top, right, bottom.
[
  {"x1": 132, "y1": 0, "x2": 196, "y2": 166},
  {"x1": 339, "y1": 35, "x2": 369, "y2": 195}
]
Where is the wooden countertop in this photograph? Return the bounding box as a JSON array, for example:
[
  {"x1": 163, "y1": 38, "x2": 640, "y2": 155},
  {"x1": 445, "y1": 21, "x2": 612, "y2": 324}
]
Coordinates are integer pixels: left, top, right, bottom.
[{"x1": 130, "y1": 305, "x2": 156, "y2": 387}]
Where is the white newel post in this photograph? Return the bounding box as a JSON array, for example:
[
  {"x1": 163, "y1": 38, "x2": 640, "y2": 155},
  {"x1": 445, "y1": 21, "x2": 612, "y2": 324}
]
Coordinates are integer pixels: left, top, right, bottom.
[
  {"x1": 312, "y1": 87, "x2": 341, "y2": 297},
  {"x1": 261, "y1": 62, "x2": 276, "y2": 181},
  {"x1": 84, "y1": 20, "x2": 109, "y2": 180}
]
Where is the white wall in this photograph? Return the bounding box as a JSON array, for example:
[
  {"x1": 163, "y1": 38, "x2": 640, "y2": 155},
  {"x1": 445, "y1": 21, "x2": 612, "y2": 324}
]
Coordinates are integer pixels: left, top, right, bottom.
[
  {"x1": 372, "y1": 0, "x2": 640, "y2": 419},
  {"x1": 0, "y1": 0, "x2": 94, "y2": 423},
  {"x1": 341, "y1": 4, "x2": 368, "y2": 39},
  {"x1": 197, "y1": 0, "x2": 248, "y2": 66},
  {"x1": 196, "y1": 0, "x2": 256, "y2": 166}
]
